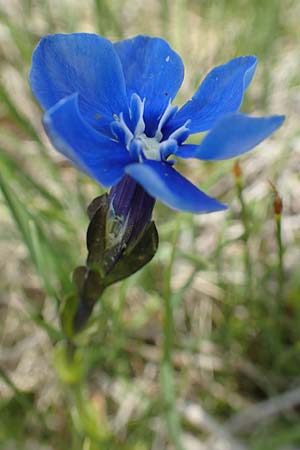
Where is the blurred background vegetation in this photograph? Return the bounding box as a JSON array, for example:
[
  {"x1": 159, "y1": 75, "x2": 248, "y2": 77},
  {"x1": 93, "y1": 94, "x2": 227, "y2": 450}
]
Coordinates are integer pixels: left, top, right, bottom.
[{"x1": 0, "y1": 0, "x2": 299, "y2": 449}]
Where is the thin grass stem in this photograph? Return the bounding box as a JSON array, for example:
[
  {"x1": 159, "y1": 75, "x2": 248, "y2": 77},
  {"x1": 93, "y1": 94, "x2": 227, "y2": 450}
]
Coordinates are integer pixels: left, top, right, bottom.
[
  {"x1": 272, "y1": 189, "x2": 284, "y2": 317},
  {"x1": 269, "y1": 182, "x2": 284, "y2": 329},
  {"x1": 161, "y1": 217, "x2": 183, "y2": 450},
  {"x1": 276, "y1": 214, "x2": 284, "y2": 300},
  {"x1": 233, "y1": 162, "x2": 253, "y2": 300}
]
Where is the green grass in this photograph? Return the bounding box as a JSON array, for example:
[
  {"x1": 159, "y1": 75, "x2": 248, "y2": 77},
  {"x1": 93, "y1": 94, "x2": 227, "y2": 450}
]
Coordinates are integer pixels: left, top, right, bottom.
[{"x1": 0, "y1": 1, "x2": 299, "y2": 449}]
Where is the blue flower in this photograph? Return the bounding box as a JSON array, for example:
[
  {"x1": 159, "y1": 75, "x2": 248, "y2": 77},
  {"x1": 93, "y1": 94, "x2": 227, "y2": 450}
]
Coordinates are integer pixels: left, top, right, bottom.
[{"x1": 29, "y1": 33, "x2": 284, "y2": 213}]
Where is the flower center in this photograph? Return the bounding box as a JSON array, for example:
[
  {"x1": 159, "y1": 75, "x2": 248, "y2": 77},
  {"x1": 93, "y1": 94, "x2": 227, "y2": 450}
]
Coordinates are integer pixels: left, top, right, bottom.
[
  {"x1": 136, "y1": 134, "x2": 160, "y2": 161},
  {"x1": 110, "y1": 93, "x2": 191, "y2": 163}
]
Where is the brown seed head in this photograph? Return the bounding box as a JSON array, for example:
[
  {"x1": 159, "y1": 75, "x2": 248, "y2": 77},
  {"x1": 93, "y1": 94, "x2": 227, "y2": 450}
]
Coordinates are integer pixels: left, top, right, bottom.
[
  {"x1": 232, "y1": 161, "x2": 242, "y2": 179},
  {"x1": 268, "y1": 180, "x2": 283, "y2": 215}
]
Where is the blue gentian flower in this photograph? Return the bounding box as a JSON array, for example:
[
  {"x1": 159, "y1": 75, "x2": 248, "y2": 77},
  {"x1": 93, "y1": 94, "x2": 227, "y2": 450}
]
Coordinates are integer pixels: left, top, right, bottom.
[{"x1": 29, "y1": 33, "x2": 284, "y2": 214}]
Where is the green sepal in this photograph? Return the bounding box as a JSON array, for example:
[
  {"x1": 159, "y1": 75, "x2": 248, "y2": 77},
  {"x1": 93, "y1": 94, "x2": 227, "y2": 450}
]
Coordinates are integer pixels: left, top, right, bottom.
[
  {"x1": 65, "y1": 194, "x2": 159, "y2": 335},
  {"x1": 60, "y1": 266, "x2": 105, "y2": 336},
  {"x1": 72, "y1": 266, "x2": 105, "y2": 332},
  {"x1": 104, "y1": 221, "x2": 159, "y2": 287},
  {"x1": 86, "y1": 194, "x2": 108, "y2": 274},
  {"x1": 87, "y1": 193, "x2": 108, "y2": 220},
  {"x1": 60, "y1": 293, "x2": 80, "y2": 338}
]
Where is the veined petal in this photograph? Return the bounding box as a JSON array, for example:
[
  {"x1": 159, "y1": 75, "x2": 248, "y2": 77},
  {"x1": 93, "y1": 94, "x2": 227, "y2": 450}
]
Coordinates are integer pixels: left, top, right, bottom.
[
  {"x1": 43, "y1": 94, "x2": 132, "y2": 187},
  {"x1": 30, "y1": 33, "x2": 128, "y2": 132},
  {"x1": 114, "y1": 35, "x2": 184, "y2": 135},
  {"x1": 125, "y1": 161, "x2": 227, "y2": 213},
  {"x1": 167, "y1": 56, "x2": 257, "y2": 135},
  {"x1": 175, "y1": 113, "x2": 285, "y2": 160}
]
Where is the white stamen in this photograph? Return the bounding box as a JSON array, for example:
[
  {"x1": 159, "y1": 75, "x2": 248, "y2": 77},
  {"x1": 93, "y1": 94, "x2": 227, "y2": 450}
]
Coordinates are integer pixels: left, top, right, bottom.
[
  {"x1": 159, "y1": 138, "x2": 177, "y2": 159},
  {"x1": 155, "y1": 100, "x2": 178, "y2": 141},
  {"x1": 134, "y1": 96, "x2": 146, "y2": 136},
  {"x1": 119, "y1": 112, "x2": 133, "y2": 148},
  {"x1": 168, "y1": 119, "x2": 191, "y2": 141},
  {"x1": 111, "y1": 94, "x2": 190, "y2": 163}
]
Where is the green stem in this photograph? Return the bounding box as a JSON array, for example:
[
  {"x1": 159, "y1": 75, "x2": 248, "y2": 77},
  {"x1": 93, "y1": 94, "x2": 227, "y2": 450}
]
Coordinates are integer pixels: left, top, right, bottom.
[
  {"x1": 275, "y1": 213, "x2": 284, "y2": 306},
  {"x1": 236, "y1": 177, "x2": 253, "y2": 300},
  {"x1": 161, "y1": 218, "x2": 183, "y2": 450}
]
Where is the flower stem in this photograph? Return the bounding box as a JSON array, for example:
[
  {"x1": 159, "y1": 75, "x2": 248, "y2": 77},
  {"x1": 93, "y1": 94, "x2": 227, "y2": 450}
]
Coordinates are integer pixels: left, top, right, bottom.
[{"x1": 161, "y1": 218, "x2": 183, "y2": 450}]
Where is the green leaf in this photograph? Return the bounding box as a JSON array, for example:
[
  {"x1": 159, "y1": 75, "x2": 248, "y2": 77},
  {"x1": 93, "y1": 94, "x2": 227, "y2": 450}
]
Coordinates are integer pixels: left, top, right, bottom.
[
  {"x1": 0, "y1": 83, "x2": 41, "y2": 142},
  {"x1": 53, "y1": 341, "x2": 85, "y2": 384},
  {"x1": 60, "y1": 294, "x2": 79, "y2": 338},
  {"x1": 0, "y1": 171, "x2": 70, "y2": 297},
  {"x1": 0, "y1": 148, "x2": 63, "y2": 210}
]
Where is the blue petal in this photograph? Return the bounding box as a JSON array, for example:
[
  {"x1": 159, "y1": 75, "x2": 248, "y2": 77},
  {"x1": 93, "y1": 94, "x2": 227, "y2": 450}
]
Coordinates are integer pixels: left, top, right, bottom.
[
  {"x1": 43, "y1": 94, "x2": 132, "y2": 187},
  {"x1": 166, "y1": 56, "x2": 257, "y2": 135},
  {"x1": 30, "y1": 33, "x2": 128, "y2": 133},
  {"x1": 125, "y1": 161, "x2": 227, "y2": 213},
  {"x1": 114, "y1": 35, "x2": 184, "y2": 136},
  {"x1": 175, "y1": 113, "x2": 285, "y2": 160}
]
